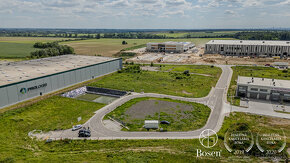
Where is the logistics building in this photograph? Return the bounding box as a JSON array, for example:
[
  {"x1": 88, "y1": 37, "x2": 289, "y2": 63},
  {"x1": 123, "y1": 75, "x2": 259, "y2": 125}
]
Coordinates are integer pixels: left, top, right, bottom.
[
  {"x1": 205, "y1": 40, "x2": 290, "y2": 58},
  {"x1": 0, "y1": 55, "x2": 122, "y2": 109},
  {"x1": 236, "y1": 76, "x2": 290, "y2": 103},
  {"x1": 146, "y1": 41, "x2": 195, "y2": 53}
]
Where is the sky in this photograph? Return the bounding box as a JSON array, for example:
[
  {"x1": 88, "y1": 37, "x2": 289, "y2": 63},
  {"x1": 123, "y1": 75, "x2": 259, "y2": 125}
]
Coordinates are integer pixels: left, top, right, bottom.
[{"x1": 0, "y1": 0, "x2": 290, "y2": 29}]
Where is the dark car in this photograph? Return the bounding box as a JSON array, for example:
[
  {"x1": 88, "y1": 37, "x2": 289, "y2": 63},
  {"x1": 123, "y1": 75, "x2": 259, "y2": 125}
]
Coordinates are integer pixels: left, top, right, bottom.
[
  {"x1": 78, "y1": 128, "x2": 91, "y2": 137},
  {"x1": 160, "y1": 121, "x2": 170, "y2": 125}
]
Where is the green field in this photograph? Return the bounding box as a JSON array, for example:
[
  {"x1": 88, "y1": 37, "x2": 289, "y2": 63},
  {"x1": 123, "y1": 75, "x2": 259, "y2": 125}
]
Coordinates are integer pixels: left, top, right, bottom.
[
  {"x1": 0, "y1": 93, "x2": 288, "y2": 162},
  {"x1": 106, "y1": 97, "x2": 211, "y2": 131},
  {"x1": 0, "y1": 37, "x2": 72, "y2": 58},
  {"x1": 88, "y1": 65, "x2": 221, "y2": 98},
  {"x1": 159, "y1": 64, "x2": 221, "y2": 76},
  {"x1": 61, "y1": 38, "x2": 234, "y2": 57},
  {"x1": 228, "y1": 66, "x2": 290, "y2": 106},
  {"x1": 155, "y1": 31, "x2": 240, "y2": 38}
]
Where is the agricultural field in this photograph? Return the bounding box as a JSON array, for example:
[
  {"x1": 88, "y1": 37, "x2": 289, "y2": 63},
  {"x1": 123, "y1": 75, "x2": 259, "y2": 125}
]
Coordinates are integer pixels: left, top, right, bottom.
[
  {"x1": 61, "y1": 38, "x2": 234, "y2": 57},
  {"x1": 105, "y1": 97, "x2": 211, "y2": 131},
  {"x1": 0, "y1": 37, "x2": 72, "y2": 58},
  {"x1": 155, "y1": 31, "x2": 240, "y2": 38},
  {"x1": 0, "y1": 94, "x2": 288, "y2": 162},
  {"x1": 88, "y1": 65, "x2": 221, "y2": 98},
  {"x1": 228, "y1": 66, "x2": 290, "y2": 106}
]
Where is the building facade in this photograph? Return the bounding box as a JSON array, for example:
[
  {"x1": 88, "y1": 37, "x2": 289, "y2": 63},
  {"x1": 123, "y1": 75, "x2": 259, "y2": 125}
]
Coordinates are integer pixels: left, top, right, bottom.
[
  {"x1": 146, "y1": 41, "x2": 194, "y2": 53},
  {"x1": 0, "y1": 55, "x2": 122, "y2": 109},
  {"x1": 205, "y1": 40, "x2": 290, "y2": 58},
  {"x1": 236, "y1": 76, "x2": 290, "y2": 103}
]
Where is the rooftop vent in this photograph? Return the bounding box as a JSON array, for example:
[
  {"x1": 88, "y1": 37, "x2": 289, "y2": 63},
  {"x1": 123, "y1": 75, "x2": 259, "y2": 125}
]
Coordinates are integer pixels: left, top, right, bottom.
[
  {"x1": 262, "y1": 41, "x2": 265, "y2": 43},
  {"x1": 287, "y1": 42, "x2": 290, "y2": 44},
  {"x1": 240, "y1": 41, "x2": 243, "y2": 43}
]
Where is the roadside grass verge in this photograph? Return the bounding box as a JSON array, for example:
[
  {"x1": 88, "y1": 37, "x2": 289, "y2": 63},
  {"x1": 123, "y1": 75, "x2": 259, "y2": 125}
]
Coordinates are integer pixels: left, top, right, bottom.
[
  {"x1": 227, "y1": 66, "x2": 290, "y2": 106},
  {"x1": 105, "y1": 97, "x2": 211, "y2": 131},
  {"x1": 88, "y1": 69, "x2": 218, "y2": 98}
]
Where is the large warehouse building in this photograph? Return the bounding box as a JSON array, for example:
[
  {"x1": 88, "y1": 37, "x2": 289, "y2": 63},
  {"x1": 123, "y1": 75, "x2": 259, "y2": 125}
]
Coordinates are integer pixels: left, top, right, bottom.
[
  {"x1": 146, "y1": 41, "x2": 195, "y2": 53},
  {"x1": 205, "y1": 40, "x2": 290, "y2": 58},
  {"x1": 0, "y1": 55, "x2": 122, "y2": 109},
  {"x1": 236, "y1": 76, "x2": 290, "y2": 102}
]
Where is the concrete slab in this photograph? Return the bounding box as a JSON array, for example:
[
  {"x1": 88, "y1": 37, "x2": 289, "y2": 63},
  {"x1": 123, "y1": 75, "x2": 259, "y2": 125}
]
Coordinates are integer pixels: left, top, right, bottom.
[{"x1": 103, "y1": 120, "x2": 122, "y2": 131}]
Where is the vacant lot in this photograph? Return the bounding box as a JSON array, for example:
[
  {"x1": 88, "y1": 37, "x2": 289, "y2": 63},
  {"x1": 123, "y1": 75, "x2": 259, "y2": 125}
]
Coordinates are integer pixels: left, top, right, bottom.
[
  {"x1": 61, "y1": 38, "x2": 234, "y2": 57},
  {"x1": 106, "y1": 97, "x2": 211, "y2": 131},
  {"x1": 88, "y1": 65, "x2": 221, "y2": 98},
  {"x1": 0, "y1": 37, "x2": 71, "y2": 58},
  {"x1": 228, "y1": 66, "x2": 290, "y2": 105}
]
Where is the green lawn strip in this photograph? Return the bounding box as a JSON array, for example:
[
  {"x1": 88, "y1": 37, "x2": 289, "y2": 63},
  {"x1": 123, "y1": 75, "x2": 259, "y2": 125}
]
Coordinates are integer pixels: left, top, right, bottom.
[
  {"x1": 227, "y1": 66, "x2": 290, "y2": 106},
  {"x1": 75, "y1": 93, "x2": 100, "y2": 101},
  {"x1": 105, "y1": 97, "x2": 211, "y2": 131},
  {"x1": 88, "y1": 70, "x2": 217, "y2": 98}
]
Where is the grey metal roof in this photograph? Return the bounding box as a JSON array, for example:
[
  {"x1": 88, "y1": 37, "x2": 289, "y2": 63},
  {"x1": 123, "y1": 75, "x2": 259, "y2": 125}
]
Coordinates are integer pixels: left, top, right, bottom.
[
  {"x1": 237, "y1": 76, "x2": 290, "y2": 89},
  {"x1": 0, "y1": 55, "x2": 118, "y2": 86},
  {"x1": 206, "y1": 40, "x2": 290, "y2": 46}
]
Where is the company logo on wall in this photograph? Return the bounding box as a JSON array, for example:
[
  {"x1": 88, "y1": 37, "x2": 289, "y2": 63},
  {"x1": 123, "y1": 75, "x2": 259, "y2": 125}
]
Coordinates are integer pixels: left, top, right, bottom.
[
  {"x1": 20, "y1": 88, "x2": 27, "y2": 94},
  {"x1": 19, "y1": 83, "x2": 47, "y2": 94}
]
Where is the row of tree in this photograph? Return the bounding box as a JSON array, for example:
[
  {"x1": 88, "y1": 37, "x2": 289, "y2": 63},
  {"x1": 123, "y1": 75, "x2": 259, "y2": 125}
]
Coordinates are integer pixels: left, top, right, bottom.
[
  {"x1": 31, "y1": 42, "x2": 74, "y2": 58},
  {"x1": 233, "y1": 31, "x2": 290, "y2": 40}
]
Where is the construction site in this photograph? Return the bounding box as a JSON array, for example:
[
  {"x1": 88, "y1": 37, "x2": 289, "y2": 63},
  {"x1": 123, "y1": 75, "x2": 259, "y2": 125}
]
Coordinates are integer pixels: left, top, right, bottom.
[{"x1": 126, "y1": 42, "x2": 290, "y2": 65}]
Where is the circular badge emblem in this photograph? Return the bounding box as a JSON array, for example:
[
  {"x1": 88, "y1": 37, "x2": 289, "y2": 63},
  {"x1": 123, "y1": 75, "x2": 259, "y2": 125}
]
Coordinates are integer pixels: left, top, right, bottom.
[{"x1": 199, "y1": 129, "x2": 218, "y2": 148}]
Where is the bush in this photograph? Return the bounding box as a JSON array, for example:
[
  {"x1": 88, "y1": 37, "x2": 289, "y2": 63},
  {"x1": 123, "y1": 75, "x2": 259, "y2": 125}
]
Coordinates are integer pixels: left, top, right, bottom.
[{"x1": 31, "y1": 42, "x2": 74, "y2": 58}]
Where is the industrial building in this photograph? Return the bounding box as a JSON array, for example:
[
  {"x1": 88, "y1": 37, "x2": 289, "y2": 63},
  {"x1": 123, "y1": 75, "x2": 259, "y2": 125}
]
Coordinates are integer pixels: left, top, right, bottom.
[
  {"x1": 236, "y1": 76, "x2": 290, "y2": 103},
  {"x1": 0, "y1": 55, "x2": 122, "y2": 109},
  {"x1": 205, "y1": 40, "x2": 290, "y2": 58},
  {"x1": 146, "y1": 41, "x2": 195, "y2": 53}
]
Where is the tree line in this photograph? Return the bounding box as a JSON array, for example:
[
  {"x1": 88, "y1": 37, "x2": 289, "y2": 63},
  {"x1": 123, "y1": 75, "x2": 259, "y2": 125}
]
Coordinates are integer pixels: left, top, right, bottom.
[
  {"x1": 31, "y1": 42, "x2": 74, "y2": 58},
  {"x1": 233, "y1": 31, "x2": 290, "y2": 40}
]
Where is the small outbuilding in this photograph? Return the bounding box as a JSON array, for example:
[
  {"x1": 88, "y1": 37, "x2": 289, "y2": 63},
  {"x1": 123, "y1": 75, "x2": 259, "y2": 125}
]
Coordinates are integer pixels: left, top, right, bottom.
[{"x1": 144, "y1": 120, "x2": 159, "y2": 129}]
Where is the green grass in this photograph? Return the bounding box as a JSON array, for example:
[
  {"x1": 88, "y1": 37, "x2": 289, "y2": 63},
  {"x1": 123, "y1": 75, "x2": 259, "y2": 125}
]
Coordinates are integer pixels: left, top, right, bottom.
[
  {"x1": 0, "y1": 42, "x2": 35, "y2": 58},
  {"x1": 75, "y1": 93, "x2": 100, "y2": 101},
  {"x1": 228, "y1": 66, "x2": 290, "y2": 106},
  {"x1": 88, "y1": 66, "x2": 221, "y2": 98},
  {"x1": 159, "y1": 64, "x2": 221, "y2": 76},
  {"x1": 106, "y1": 97, "x2": 211, "y2": 131},
  {"x1": 61, "y1": 38, "x2": 234, "y2": 57},
  {"x1": 0, "y1": 96, "x2": 288, "y2": 162},
  {"x1": 0, "y1": 37, "x2": 71, "y2": 58}
]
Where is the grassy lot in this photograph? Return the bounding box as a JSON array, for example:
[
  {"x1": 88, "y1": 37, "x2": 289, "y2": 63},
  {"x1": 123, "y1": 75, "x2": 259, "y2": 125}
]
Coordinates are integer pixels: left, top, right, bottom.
[
  {"x1": 75, "y1": 93, "x2": 100, "y2": 101},
  {"x1": 0, "y1": 95, "x2": 288, "y2": 162},
  {"x1": 0, "y1": 37, "x2": 72, "y2": 58},
  {"x1": 105, "y1": 97, "x2": 211, "y2": 131},
  {"x1": 159, "y1": 64, "x2": 221, "y2": 76},
  {"x1": 61, "y1": 38, "x2": 234, "y2": 57},
  {"x1": 228, "y1": 66, "x2": 290, "y2": 106},
  {"x1": 88, "y1": 65, "x2": 221, "y2": 98}
]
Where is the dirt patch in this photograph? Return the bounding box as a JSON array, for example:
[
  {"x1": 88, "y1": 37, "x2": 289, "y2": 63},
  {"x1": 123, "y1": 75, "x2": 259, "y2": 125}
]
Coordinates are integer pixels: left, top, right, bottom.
[
  {"x1": 267, "y1": 117, "x2": 290, "y2": 127},
  {"x1": 124, "y1": 100, "x2": 193, "y2": 121},
  {"x1": 182, "y1": 90, "x2": 193, "y2": 95}
]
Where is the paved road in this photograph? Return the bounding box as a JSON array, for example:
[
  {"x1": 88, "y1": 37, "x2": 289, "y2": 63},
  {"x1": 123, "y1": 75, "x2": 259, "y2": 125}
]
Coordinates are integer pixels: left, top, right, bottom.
[{"x1": 40, "y1": 65, "x2": 233, "y2": 140}]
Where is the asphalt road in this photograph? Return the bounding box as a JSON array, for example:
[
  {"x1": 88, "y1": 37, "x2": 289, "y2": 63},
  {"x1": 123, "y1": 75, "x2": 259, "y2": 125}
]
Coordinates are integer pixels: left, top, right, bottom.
[{"x1": 40, "y1": 65, "x2": 233, "y2": 140}]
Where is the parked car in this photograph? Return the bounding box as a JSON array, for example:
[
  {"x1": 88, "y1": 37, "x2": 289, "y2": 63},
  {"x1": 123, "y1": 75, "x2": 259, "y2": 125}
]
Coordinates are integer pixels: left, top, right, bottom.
[
  {"x1": 78, "y1": 128, "x2": 91, "y2": 137},
  {"x1": 160, "y1": 121, "x2": 170, "y2": 125},
  {"x1": 265, "y1": 64, "x2": 271, "y2": 67},
  {"x1": 72, "y1": 124, "x2": 83, "y2": 131}
]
